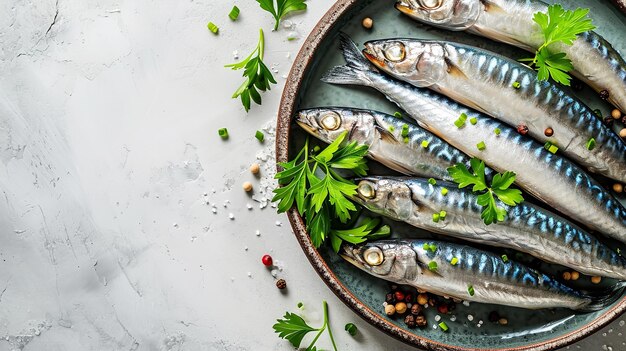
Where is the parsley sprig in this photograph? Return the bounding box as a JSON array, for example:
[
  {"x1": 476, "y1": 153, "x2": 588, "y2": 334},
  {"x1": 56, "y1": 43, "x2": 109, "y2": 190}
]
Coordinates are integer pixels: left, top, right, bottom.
[
  {"x1": 447, "y1": 158, "x2": 524, "y2": 225},
  {"x1": 273, "y1": 132, "x2": 389, "y2": 249},
  {"x1": 520, "y1": 5, "x2": 595, "y2": 85},
  {"x1": 273, "y1": 301, "x2": 338, "y2": 351},
  {"x1": 225, "y1": 29, "x2": 277, "y2": 112},
  {"x1": 256, "y1": 0, "x2": 307, "y2": 31}
]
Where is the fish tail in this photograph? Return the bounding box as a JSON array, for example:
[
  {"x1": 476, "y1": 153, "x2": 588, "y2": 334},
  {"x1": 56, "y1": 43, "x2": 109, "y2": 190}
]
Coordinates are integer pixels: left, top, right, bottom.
[
  {"x1": 321, "y1": 33, "x2": 377, "y2": 87},
  {"x1": 581, "y1": 281, "x2": 626, "y2": 312}
]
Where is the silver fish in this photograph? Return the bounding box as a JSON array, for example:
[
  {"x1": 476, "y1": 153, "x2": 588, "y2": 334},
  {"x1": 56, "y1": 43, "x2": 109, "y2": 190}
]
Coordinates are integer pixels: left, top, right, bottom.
[
  {"x1": 394, "y1": 0, "x2": 626, "y2": 113},
  {"x1": 296, "y1": 107, "x2": 476, "y2": 181},
  {"x1": 342, "y1": 239, "x2": 624, "y2": 310},
  {"x1": 321, "y1": 34, "x2": 626, "y2": 241},
  {"x1": 361, "y1": 39, "x2": 626, "y2": 183},
  {"x1": 352, "y1": 176, "x2": 626, "y2": 280}
]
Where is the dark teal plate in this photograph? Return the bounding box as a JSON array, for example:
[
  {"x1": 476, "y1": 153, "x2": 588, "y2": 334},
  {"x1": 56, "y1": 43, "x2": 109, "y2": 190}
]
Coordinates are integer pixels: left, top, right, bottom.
[{"x1": 275, "y1": 1, "x2": 626, "y2": 350}]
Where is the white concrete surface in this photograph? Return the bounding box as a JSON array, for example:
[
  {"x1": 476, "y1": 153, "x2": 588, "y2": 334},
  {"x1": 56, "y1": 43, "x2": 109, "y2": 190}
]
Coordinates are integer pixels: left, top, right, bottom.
[{"x1": 0, "y1": 0, "x2": 623, "y2": 350}]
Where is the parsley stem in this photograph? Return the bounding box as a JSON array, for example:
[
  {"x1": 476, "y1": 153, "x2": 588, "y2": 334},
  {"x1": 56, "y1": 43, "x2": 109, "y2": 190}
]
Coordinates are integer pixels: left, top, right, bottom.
[
  {"x1": 258, "y1": 28, "x2": 265, "y2": 60},
  {"x1": 323, "y1": 300, "x2": 338, "y2": 351}
]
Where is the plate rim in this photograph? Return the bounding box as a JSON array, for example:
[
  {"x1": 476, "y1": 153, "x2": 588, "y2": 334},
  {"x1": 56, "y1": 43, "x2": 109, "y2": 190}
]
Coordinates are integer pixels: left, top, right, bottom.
[{"x1": 275, "y1": 1, "x2": 626, "y2": 350}]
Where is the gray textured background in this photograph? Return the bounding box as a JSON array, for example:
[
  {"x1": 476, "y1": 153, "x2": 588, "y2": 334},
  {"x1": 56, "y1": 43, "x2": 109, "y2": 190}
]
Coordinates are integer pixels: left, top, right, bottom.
[{"x1": 0, "y1": 0, "x2": 624, "y2": 350}]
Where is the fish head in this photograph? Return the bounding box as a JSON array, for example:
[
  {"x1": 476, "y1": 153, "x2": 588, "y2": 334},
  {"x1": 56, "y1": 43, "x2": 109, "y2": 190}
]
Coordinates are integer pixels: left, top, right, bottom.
[
  {"x1": 363, "y1": 39, "x2": 448, "y2": 87},
  {"x1": 296, "y1": 108, "x2": 376, "y2": 144},
  {"x1": 352, "y1": 178, "x2": 414, "y2": 221},
  {"x1": 341, "y1": 241, "x2": 418, "y2": 282},
  {"x1": 394, "y1": 0, "x2": 481, "y2": 30}
]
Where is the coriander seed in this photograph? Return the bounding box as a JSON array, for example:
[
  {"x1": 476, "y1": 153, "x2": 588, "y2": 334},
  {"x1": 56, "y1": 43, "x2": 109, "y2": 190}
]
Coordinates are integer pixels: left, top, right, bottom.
[{"x1": 362, "y1": 17, "x2": 373, "y2": 29}]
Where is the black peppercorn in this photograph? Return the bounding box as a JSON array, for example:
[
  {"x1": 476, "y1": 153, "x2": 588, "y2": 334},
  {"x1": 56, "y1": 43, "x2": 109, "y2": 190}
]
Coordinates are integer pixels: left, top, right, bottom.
[
  {"x1": 517, "y1": 124, "x2": 529, "y2": 135},
  {"x1": 604, "y1": 116, "x2": 615, "y2": 127},
  {"x1": 404, "y1": 314, "x2": 416, "y2": 328},
  {"x1": 488, "y1": 311, "x2": 501, "y2": 323},
  {"x1": 276, "y1": 279, "x2": 287, "y2": 289},
  {"x1": 415, "y1": 314, "x2": 428, "y2": 328},
  {"x1": 385, "y1": 293, "x2": 396, "y2": 305},
  {"x1": 390, "y1": 284, "x2": 398, "y2": 291},
  {"x1": 600, "y1": 89, "x2": 610, "y2": 100},
  {"x1": 410, "y1": 303, "x2": 422, "y2": 315}
]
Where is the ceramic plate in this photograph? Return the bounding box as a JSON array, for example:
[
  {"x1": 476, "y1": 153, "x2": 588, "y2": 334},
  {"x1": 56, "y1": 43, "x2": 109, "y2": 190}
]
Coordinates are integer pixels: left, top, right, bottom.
[{"x1": 275, "y1": 1, "x2": 626, "y2": 350}]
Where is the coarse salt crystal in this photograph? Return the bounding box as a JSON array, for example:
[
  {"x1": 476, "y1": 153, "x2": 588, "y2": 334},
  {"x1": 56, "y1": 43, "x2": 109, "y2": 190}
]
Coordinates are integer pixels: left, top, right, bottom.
[
  {"x1": 211, "y1": 208, "x2": 217, "y2": 214},
  {"x1": 435, "y1": 315, "x2": 441, "y2": 322},
  {"x1": 247, "y1": 203, "x2": 253, "y2": 210},
  {"x1": 467, "y1": 315, "x2": 474, "y2": 321},
  {"x1": 275, "y1": 220, "x2": 282, "y2": 226},
  {"x1": 229, "y1": 213, "x2": 235, "y2": 220},
  {"x1": 450, "y1": 315, "x2": 457, "y2": 322},
  {"x1": 255, "y1": 230, "x2": 261, "y2": 236}
]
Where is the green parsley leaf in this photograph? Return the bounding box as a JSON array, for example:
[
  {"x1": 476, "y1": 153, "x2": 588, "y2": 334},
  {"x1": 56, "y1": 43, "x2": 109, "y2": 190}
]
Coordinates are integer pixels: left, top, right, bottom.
[
  {"x1": 225, "y1": 29, "x2": 277, "y2": 112},
  {"x1": 345, "y1": 323, "x2": 358, "y2": 336},
  {"x1": 256, "y1": 0, "x2": 307, "y2": 31},
  {"x1": 329, "y1": 217, "x2": 391, "y2": 252},
  {"x1": 448, "y1": 158, "x2": 524, "y2": 225},
  {"x1": 273, "y1": 312, "x2": 319, "y2": 347},
  {"x1": 524, "y1": 5, "x2": 595, "y2": 85},
  {"x1": 273, "y1": 132, "x2": 371, "y2": 249}
]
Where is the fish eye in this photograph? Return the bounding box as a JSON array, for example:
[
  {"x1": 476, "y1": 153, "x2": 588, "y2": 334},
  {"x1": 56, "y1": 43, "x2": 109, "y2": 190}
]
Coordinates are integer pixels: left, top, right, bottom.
[
  {"x1": 320, "y1": 112, "x2": 341, "y2": 130},
  {"x1": 357, "y1": 182, "x2": 376, "y2": 199},
  {"x1": 363, "y1": 247, "x2": 384, "y2": 266},
  {"x1": 383, "y1": 43, "x2": 406, "y2": 62},
  {"x1": 419, "y1": 0, "x2": 442, "y2": 9}
]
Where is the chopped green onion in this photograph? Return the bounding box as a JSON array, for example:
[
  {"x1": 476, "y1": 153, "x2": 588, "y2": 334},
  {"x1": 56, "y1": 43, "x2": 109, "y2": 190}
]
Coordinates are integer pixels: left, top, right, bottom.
[
  {"x1": 403, "y1": 137, "x2": 409, "y2": 144},
  {"x1": 401, "y1": 124, "x2": 409, "y2": 137},
  {"x1": 429, "y1": 244, "x2": 437, "y2": 252},
  {"x1": 255, "y1": 130, "x2": 264, "y2": 142},
  {"x1": 228, "y1": 6, "x2": 240, "y2": 20},
  {"x1": 512, "y1": 81, "x2": 521, "y2": 89},
  {"x1": 470, "y1": 117, "x2": 478, "y2": 125},
  {"x1": 450, "y1": 257, "x2": 459, "y2": 265},
  {"x1": 467, "y1": 285, "x2": 475, "y2": 296},
  {"x1": 459, "y1": 113, "x2": 468, "y2": 121},
  {"x1": 297, "y1": 302, "x2": 304, "y2": 309},
  {"x1": 388, "y1": 125, "x2": 395, "y2": 132},
  {"x1": 428, "y1": 261, "x2": 438, "y2": 271},
  {"x1": 494, "y1": 128, "x2": 501, "y2": 136},
  {"x1": 428, "y1": 178, "x2": 437, "y2": 185},
  {"x1": 313, "y1": 145, "x2": 321, "y2": 153},
  {"x1": 432, "y1": 213, "x2": 440, "y2": 223},
  {"x1": 501, "y1": 254, "x2": 509, "y2": 263},
  {"x1": 593, "y1": 109, "x2": 602, "y2": 117},
  {"x1": 454, "y1": 118, "x2": 466, "y2": 128},
  {"x1": 548, "y1": 144, "x2": 559, "y2": 154},
  {"x1": 207, "y1": 22, "x2": 219, "y2": 34},
  {"x1": 394, "y1": 111, "x2": 402, "y2": 118},
  {"x1": 438, "y1": 322, "x2": 449, "y2": 332},
  {"x1": 421, "y1": 140, "x2": 430, "y2": 148},
  {"x1": 586, "y1": 137, "x2": 596, "y2": 150},
  {"x1": 218, "y1": 128, "x2": 228, "y2": 139},
  {"x1": 439, "y1": 210, "x2": 447, "y2": 220},
  {"x1": 477, "y1": 141, "x2": 486, "y2": 151},
  {"x1": 345, "y1": 323, "x2": 358, "y2": 336},
  {"x1": 423, "y1": 243, "x2": 430, "y2": 251},
  {"x1": 441, "y1": 188, "x2": 448, "y2": 196},
  {"x1": 287, "y1": 35, "x2": 297, "y2": 41}
]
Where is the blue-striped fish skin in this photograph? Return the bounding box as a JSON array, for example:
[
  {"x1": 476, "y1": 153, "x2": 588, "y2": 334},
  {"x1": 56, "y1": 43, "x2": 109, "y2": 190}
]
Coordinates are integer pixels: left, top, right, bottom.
[
  {"x1": 342, "y1": 239, "x2": 599, "y2": 310},
  {"x1": 352, "y1": 176, "x2": 626, "y2": 280},
  {"x1": 296, "y1": 107, "x2": 473, "y2": 180},
  {"x1": 362, "y1": 39, "x2": 626, "y2": 183},
  {"x1": 321, "y1": 34, "x2": 626, "y2": 241},
  {"x1": 395, "y1": 0, "x2": 626, "y2": 113}
]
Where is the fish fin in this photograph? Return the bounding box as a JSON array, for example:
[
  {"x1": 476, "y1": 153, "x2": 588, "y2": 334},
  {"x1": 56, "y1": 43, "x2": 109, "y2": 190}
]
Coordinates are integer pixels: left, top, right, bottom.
[
  {"x1": 338, "y1": 32, "x2": 378, "y2": 72},
  {"x1": 321, "y1": 34, "x2": 378, "y2": 87},
  {"x1": 416, "y1": 260, "x2": 443, "y2": 278},
  {"x1": 444, "y1": 57, "x2": 468, "y2": 79},
  {"x1": 580, "y1": 281, "x2": 626, "y2": 312},
  {"x1": 375, "y1": 125, "x2": 398, "y2": 143},
  {"x1": 480, "y1": 0, "x2": 505, "y2": 13}
]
